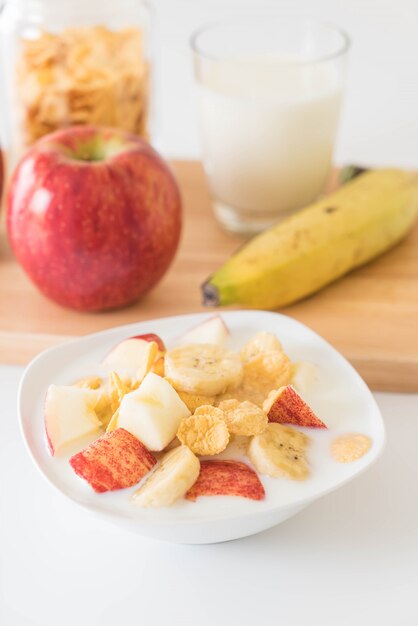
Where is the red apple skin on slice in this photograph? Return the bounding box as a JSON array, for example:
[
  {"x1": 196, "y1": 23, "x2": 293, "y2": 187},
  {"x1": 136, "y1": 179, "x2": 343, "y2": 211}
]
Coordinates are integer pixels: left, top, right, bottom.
[
  {"x1": 69, "y1": 428, "x2": 157, "y2": 493},
  {"x1": 264, "y1": 385, "x2": 327, "y2": 428},
  {"x1": 185, "y1": 460, "x2": 265, "y2": 502},
  {"x1": 132, "y1": 333, "x2": 166, "y2": 353}
]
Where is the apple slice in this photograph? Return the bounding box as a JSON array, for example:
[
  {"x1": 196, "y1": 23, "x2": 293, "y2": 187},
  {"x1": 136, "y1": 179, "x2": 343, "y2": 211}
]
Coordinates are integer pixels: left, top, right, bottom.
[
  {"x1": 132, "y1": 333, "x2": 166, "y2": 354},
  {"x1": 103, "y1": 333, "x2": 165, "y2": 381},
  {"x1": 45, "y1": 385, "x2": 102, "y2": 455},
  {"x1": 69, "y1": 428, "x2": 157, "y2": 493},
  {"x1": 118, "y1": 372, "x2": 190, "y2": 451},
  {"x1": 263, "y1": 385, "x2": 327, "y2": 428},
  {"x1": 177, "y1": 315, "x2": 229, "y2": 347},
  {"x1": 185, "y1": 460, "x2": 265, "y2": 502}
]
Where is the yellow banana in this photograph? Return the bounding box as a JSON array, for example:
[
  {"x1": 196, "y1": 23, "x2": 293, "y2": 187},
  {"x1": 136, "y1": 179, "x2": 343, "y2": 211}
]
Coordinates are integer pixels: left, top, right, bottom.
[{"x1": 202, "y1": 169, "x2": 418, "y2": 309}]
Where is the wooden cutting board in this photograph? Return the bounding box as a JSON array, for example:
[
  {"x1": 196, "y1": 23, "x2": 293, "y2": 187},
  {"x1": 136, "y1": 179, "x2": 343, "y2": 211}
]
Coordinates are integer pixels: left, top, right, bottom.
[{"x1": 0, "y1": 160, "x2": 417, "y2": 392}]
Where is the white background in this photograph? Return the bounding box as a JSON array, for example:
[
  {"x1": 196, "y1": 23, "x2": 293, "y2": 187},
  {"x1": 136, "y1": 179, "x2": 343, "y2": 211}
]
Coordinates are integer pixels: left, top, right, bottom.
[{"x1": 1, "y1": 0, "x2": 418, "y2": 624}]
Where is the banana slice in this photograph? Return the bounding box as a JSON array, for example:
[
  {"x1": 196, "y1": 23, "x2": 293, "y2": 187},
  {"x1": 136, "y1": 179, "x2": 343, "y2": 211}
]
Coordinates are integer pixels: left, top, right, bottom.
[
  {"x1": 164, "y1": 344, "x2": 243, "y2": 396},
  {"x1": 248, "y1": 423, "x2": 310, "y2": 480},
  {"x1": 131, "y1": 445, "x2": 200, "y2": 508}
]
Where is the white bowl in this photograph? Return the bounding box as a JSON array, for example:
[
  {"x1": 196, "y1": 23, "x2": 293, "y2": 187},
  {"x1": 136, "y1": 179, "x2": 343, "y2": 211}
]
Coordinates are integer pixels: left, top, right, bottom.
[{"x1": 18, "y1": 310, "x2": 385, "y2": 544}]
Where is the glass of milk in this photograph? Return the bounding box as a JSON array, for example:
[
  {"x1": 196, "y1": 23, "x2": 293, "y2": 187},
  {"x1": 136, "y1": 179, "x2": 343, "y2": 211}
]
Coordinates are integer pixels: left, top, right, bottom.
[{"x1": 191, "y1": 17, "x2": 350, "y2": 235}]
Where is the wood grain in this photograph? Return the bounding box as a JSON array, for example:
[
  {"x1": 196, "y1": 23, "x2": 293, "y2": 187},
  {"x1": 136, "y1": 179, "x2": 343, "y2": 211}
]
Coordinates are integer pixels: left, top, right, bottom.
[{"x1": 0, "y1": 160, "x2": 417, "y2": 392}]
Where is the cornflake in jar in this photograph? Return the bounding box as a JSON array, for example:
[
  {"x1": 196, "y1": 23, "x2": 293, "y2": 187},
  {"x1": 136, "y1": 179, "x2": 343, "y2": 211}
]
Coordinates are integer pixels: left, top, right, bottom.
[{"x1": 16, "y1": 25, "x2": 149, "y2": 149}]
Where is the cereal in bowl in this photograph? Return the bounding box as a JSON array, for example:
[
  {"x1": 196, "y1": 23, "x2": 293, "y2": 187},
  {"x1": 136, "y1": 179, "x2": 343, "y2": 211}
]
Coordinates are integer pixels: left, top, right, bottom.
[{"x1": 43, "y1": 315, "x2": 372, "y2": 508}]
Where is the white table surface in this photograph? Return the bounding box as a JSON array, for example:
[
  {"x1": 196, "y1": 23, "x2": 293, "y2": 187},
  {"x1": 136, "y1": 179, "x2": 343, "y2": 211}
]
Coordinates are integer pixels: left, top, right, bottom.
[
  {"x1": 1, "y1": 365, "x2": 417, "y2": 625},
  {"x1": 1, "y1": 0, "x2": 418, "y2": 622}
]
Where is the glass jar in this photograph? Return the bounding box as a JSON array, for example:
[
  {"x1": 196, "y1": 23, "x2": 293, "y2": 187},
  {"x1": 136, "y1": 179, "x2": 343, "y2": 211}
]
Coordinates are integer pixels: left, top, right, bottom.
[{"x1": 0, "y1": 0, "x2": 152, "y2": 170}]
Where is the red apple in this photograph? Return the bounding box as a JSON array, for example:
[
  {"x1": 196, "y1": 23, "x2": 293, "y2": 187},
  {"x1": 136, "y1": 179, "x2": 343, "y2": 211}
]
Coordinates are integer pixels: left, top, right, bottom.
[{"x1": 6, "y1": 126, "x2": 182, "y2": 311}]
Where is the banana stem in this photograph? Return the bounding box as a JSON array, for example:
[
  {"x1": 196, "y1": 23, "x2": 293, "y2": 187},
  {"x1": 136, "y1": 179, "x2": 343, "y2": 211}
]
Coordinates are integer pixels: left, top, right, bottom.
[
  {"x1": 339, "y1": 165, "x2": 369, "y2": 185},
  {"x1": 202, "y1": 282, "x2": 220, "y2": 307}
]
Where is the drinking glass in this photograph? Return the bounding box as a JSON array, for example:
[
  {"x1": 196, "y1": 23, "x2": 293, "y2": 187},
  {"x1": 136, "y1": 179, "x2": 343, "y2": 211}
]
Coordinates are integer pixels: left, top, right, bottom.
[{"x1": 191, "y1": 17, "x2": 350, "y2": 235}]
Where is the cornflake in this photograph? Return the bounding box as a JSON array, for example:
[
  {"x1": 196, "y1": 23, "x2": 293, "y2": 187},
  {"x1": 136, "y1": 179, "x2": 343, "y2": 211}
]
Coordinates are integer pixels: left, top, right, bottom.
[
  {"x1": 331, "y1": 434, "x2": 371, "y2": 463},
  {"x1": 217, "y1": 332, "x2": 293, "y2": 408},
  {"x1": 218, "y1": 399, "x2": 267, "y2": 437},
  {"x1": 177, "y1": 405, "x2": 229, "y2": 456},
  {"x1": 94, "y1": 371, "x2": 131, "y2": 430}
]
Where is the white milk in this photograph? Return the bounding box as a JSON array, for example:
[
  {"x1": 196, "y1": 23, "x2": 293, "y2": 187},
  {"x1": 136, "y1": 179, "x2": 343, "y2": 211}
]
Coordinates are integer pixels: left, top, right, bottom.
[{"x1": 196, "y1": 59, "x2": 343, "y2": 227}]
